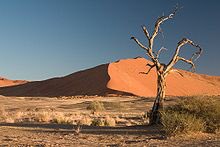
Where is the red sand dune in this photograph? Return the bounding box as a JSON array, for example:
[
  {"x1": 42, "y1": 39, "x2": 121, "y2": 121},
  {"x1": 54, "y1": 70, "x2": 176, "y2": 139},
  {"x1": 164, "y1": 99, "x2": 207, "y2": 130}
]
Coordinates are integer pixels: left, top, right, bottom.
[
  {"x1": 0, "y1": 77, "x2": 27, "y2": 87},
  {"x1": 0, "y1": 57, "x2": 220, "y2": 97}
]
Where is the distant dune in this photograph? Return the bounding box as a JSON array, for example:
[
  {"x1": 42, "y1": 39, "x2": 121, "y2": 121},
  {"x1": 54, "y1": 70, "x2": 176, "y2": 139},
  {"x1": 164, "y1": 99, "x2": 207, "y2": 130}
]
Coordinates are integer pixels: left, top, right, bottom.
[
  {"x1": 0, "y1": 77, "x2": 27, "y2": 88},
  {"x1": 0, "y1": 57, "x2": 220, "y2": 97}
]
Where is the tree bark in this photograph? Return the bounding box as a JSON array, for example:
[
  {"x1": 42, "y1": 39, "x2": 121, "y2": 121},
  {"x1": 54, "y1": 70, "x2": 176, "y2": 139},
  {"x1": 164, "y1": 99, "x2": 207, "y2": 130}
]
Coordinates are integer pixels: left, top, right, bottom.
[
  {"x1": 131, "y1": 7, "x2": 203, "y2": 125},
  {"x1": 149, "y1": 74, "x2": 166, "y2": 124}
]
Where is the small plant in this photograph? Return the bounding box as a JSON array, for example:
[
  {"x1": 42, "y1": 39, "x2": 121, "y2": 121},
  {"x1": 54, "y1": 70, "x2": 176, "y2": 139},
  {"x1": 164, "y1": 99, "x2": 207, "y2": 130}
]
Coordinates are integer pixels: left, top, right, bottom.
[
  {"x1": 87, "y1": 101, "x2": 105, "y2": 112},
  {"x1": 36, "y1": 111, "x2": 52, "y2": 122},
  {"x1": 51, "y1": 112, "x2": 73, "y2": 124},
  {"x1": 78, "y1": 116, "x2": 92, "y2": 125},
  {"x1": 104, "y1": 115, "x2": 116, "y2": 126},
  {"x1": 91, "y1": 118, "x2": 104, "y2": 126},
  {"x1": 74, "y1": 124, "x2": 81, "y2": 135}
]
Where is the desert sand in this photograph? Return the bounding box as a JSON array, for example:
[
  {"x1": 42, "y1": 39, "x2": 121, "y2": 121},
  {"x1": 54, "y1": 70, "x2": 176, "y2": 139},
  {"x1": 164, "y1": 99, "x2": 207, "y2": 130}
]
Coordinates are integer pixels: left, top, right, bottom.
[
  {"x1": 0, "y1": 95, "x2": 219, "y2": 146},
  {"x1": 0, "y1": 57, "x2": 219, "y2": 97}
]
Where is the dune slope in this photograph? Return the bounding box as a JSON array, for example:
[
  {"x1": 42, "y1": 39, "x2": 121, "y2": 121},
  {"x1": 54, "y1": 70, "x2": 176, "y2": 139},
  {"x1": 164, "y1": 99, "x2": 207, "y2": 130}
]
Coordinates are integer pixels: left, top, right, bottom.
[
  {"x1": 0, "y1": 77, "x2": 27, "y2": 87},
  {"x1": 0, "y1": 57, "x2": 219, "y2": 97}
]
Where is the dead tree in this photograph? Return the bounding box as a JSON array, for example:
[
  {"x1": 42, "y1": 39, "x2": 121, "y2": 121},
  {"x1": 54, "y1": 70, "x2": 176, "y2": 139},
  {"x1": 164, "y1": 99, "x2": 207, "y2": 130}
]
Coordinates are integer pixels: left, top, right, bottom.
[{"x1": 131, "y1": 7, "x2": 203, "y2": 124}]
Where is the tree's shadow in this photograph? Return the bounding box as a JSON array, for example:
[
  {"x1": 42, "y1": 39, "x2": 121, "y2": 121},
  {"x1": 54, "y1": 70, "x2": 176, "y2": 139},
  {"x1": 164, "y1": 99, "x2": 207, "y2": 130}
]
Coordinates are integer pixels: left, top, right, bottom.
[{"x1": 0, "y1": 122, "x2": 164, "y2": 137}]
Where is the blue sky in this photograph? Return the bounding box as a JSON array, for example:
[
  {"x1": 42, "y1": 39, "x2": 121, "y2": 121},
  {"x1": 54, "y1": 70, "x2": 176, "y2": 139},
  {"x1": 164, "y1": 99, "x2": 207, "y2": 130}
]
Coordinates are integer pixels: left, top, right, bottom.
[{"x1": 0, "y1": 0, "x2": 219, "y2": 80}]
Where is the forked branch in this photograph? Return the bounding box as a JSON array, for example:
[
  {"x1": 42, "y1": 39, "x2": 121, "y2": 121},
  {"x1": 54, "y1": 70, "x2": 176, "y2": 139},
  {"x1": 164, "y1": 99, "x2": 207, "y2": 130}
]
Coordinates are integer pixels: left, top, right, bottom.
[
  {"x1": 139, "y1": 63, "x2": 156, "y2": 74},
  {"x1": 131, "y1": 36, "x2": 156, "y2": 60},
  {"x1": 178, "y1": 56, "x2": 196, "y2": 72},
  {"x1": 156, "y1": 47, "x2": 167, "y2": 58},
  {"x1": 151, "y1": 6, "x2": 178, "y2": 42},
  {"x1": 166, "y1": 38, "x2": 203, "y2": 73},
  {"x1": 131, "y1": 6, "x2": 179, "y2": 64}
]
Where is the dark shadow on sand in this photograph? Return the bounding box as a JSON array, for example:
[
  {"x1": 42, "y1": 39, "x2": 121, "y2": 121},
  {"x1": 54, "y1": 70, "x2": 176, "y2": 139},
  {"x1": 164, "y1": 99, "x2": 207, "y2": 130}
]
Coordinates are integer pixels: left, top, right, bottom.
[{"x1": 0, "y1": 123, "x2": 163, "y2": 136}]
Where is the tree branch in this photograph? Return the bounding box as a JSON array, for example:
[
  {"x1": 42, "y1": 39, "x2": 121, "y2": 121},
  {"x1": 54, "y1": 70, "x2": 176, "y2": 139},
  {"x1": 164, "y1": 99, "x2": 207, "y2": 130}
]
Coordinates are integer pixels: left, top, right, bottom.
[
  {"x1": 131, "y1": 36, "x2": 157, "y2": 61},
  {"x1": 131, "y1": 36, "x2": 149, "y2": 51},
  {"x1": 151, "y1": 7, "x2": 178, "y2": 43},
  {"x1": 178, "y1": 56, "x2": 196, "y2": 72},
  {"x1": 165, "y1": 38, "x2": 202, "y2": 73},
  {"x1": 142, "y1": 25, "x2": 150, "y2": 40},
  {"x1": 169, "y1": 69, "x2": 184, "y2": 77},
  {"x1": 139, "y1": 63, "x2": 156, "y2": 75},
  {"x1": 190, "y1": 44, "x2": 203, "y2": 61},
  {"x1": 156, "y1": 47, "x2": 167, "y2": 59}
]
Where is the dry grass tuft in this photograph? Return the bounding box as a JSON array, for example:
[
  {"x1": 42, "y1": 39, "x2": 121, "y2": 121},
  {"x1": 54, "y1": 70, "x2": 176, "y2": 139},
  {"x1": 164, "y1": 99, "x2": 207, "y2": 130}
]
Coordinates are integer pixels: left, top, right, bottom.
[
  {"x1": 91, "y1": 118, "x2": 104, "y2": 126},
  {"x1": 78, "y1": 116, "x2": 92, "y2": 125},
  {"x1": 87, "y1": 101, "x2": 105, "y2": 112},
  {"x1": 103, "y1": 115, "x2": 116, "y2": 126}
]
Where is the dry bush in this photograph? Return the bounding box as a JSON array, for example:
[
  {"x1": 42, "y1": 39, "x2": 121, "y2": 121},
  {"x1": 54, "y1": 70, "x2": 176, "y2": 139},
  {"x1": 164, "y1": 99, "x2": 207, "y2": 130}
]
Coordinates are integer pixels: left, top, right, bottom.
[
  {"x1": 104, "y1": 115, "x2": 116, "y2": 126},
  {"x1": 161, "y1": 96, "x2": 220, "y2": 136},
  {"x1": 169, "y1": 96, "x2": 220, "y2": 133},
  {"x1": 35, "y1": 111, "x2": 52, "y2": 122},
  {"x1": 161, "y1": 110, "x2": 205, "y2": 136},
  {"x1": 90, "y1": 116, "x2": 116, "y2": 126},
  {"x1": 87, "y1": 101, "x2": 105, "y2": 112},
  {"x1": 51, "y1": 112, "x2": 73, "y2": 124},
  {"x1": 115, "y1": 116, "x2": 128, "y2": 124},
  {"x1": 91, "y1": 118, "x2": 104, "y2": 126},
  {"x1": 5, "y1": 117, "x2": 15, "y2": 123},
  {"x1": 0, "y1": 105, "x2": 6, "y2": 121},
  {"x1": 78, "y1": 116, "x2": 92, "y2": 125}
]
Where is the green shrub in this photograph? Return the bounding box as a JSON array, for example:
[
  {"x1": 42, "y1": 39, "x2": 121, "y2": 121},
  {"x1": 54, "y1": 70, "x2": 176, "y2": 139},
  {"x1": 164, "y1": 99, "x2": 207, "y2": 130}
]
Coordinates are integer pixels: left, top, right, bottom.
[
  {"x1": 161, "y1": 110, "x2": 204, "y2": 136},
  {"x1": 87, "y1": 101, "x2": 105, "y2": 112},
  {"x1": 161, "y1": 96, "x2": 220, "y2": 135}
]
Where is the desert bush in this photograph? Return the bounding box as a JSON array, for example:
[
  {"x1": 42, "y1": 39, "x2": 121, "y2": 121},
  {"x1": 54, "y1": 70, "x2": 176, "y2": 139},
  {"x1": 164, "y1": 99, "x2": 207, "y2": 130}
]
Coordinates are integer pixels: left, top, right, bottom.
[
  {"x1": 104, "y1": 115, "x2": 116, "y2": 126},
  {"x1": 90, "y1": 116, "x2": 116, "y2": 126},
  {"x1": 161, "y1": 110, "x2": 204, "y2": 136},
  {"x1": 78, "y1": 116, "x2": 92, "y2": 125},
  {"x1": 51, "y1": 112, "x2": 73, "y2": 124},
  {"x1": 171, "y1": 96, "x2": 220, "y2": 133},
  {"x1": 35, "y1": 111, "x2": 52, "y2": 122},
  {"x1": 87, "y1": 101, "x2": 105, "y2": 112},
  {"x1": 161, "y1": 96, "x2": 220, "y2": 135},
  {"x1": 5, "y1": 117, "x2": 15, "y2": 123},
  {"x1": 91, "y1": 118, "x2": 104, "y2": 126},
  {"x1": 0, "y1": 105, "x2": 6, "y2": 121}
]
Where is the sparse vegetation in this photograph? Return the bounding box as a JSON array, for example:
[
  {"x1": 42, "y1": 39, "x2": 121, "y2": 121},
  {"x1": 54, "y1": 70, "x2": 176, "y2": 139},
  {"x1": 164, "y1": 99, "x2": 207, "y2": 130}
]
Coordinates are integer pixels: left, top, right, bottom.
[
  {"x1": 0, "y1": 105, "x2": 6, "y2": 121},
  {"x1": 78, "y1": 116, "x2": 92, "y2": 125},
  {"x1": 90, "y1": 116, "x2": 116, "y2": 126},
  {"x1": 161, "y1": 96, "x2": 220, "y2": 136},
  {"x1": 103, "y1": 115, "x2": 116, "y2": 126},
  {"x1": 87, "y1": 101, "x2": 105, "y2": 112},
  {"x1": 91, "y1": 118, "x2": 104, "y2": 126},
  {"x1": 161, "y1": 110, "x2": 205, "y2": 136}
]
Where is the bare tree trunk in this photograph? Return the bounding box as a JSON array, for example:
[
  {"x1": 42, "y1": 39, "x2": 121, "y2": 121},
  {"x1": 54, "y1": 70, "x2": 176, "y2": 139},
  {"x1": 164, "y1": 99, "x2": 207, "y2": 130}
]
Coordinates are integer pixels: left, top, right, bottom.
[
  {"x1": 131, "y1": 7, "x2": 203, "y2": 125},
  {"x1": 149, "y1": 74, "x2": 166, "y2": 124}
]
